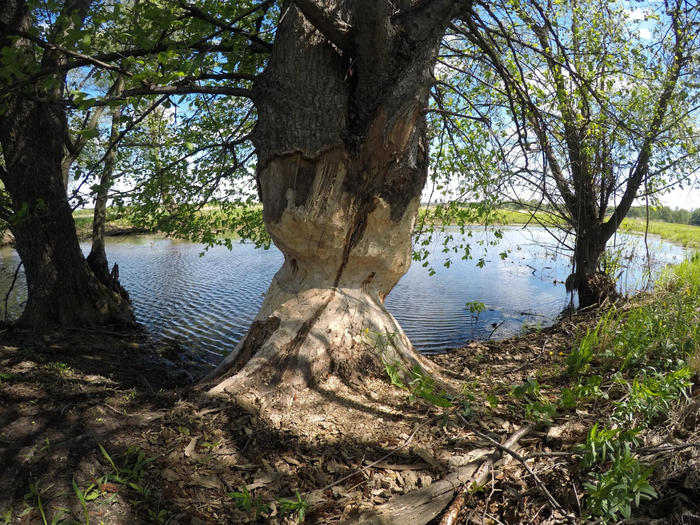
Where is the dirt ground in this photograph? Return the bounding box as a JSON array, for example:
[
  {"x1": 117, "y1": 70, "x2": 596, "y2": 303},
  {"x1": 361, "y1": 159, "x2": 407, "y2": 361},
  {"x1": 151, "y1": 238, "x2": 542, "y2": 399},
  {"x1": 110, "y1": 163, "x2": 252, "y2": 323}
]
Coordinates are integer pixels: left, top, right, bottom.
[{"x1": 0, "y1": 309, "x2": 698, "y2": 525}]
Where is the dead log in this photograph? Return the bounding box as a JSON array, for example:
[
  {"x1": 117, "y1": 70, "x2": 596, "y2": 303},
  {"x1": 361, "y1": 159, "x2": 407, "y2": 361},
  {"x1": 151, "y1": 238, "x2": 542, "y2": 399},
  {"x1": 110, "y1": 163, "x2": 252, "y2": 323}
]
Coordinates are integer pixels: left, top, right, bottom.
[{"x1": 346, "y1": 424, "x2": 533, "y2": 525}]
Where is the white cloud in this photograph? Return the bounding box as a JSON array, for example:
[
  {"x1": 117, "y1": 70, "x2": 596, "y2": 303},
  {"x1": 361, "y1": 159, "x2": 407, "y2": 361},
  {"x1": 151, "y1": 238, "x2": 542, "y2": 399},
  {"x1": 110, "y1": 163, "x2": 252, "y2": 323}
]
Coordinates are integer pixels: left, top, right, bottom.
[
  {"x1": 639, "y1": 27, "x2": 651, "y2": 39},
  {"x1": 627, "y1": 8, "x2": 647, "y2": 21}
]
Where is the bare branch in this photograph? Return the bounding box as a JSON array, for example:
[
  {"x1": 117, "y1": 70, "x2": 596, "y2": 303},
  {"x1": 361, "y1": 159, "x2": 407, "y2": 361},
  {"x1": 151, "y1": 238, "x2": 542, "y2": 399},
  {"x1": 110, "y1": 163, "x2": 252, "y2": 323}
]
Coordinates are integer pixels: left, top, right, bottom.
[{"x1": 178, "y1": 1, "x2": 273, "y2": 52}]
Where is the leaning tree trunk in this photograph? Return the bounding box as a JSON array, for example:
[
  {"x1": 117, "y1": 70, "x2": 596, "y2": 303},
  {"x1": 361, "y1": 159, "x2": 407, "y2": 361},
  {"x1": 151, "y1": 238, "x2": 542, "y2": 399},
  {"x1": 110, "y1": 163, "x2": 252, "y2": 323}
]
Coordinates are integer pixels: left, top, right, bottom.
[
  {"x1": 0, "y1": 0, "x2": 134, "y2": 330},
  {"x1": 209, "y1": 3, "x2": 456, "y2": 403},
  {"x1": 0, "y1": 98, "x2": 135, "y2": 329}
]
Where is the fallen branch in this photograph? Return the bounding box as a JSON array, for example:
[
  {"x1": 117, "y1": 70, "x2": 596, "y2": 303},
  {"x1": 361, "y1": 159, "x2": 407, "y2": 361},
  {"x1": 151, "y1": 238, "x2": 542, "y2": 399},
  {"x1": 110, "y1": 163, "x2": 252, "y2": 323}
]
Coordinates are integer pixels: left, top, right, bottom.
[
  {"x1": 347, "y1": 424, "x2": 533, "y2": 525},
  {"x1": 637, "y1": 442, "x2": 700, "y2": 456},
  {"x1": 458, "y1": 415, "x2": 570, "y2": 520}
]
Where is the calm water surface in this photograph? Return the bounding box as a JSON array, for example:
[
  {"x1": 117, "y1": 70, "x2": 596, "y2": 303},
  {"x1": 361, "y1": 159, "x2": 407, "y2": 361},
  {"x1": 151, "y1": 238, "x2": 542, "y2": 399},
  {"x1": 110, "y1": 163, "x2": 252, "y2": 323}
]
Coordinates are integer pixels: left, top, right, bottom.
[{"x1": 0, "y1": 227, "x2": 688, "y2": 364}]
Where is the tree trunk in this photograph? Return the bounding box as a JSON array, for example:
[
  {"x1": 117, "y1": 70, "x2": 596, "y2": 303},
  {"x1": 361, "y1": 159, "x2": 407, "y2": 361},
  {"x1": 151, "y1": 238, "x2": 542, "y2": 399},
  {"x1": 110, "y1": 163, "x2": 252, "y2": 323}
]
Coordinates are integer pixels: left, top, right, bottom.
[
  {"x1": 566, "y1": 227, "x2": 616, "y2": 309},
  {"x1": 209, "y1": 3, "x2": 455, "y2": 403},
  {"x1": 86, "y1": 77, "x2": 128, "y2": 286},
  {"x1": 0, "y1": 98, "x2": 135, "y2": 329},
  {"x1": 0, "y1": 0, "x2": 134, "y2": 330}
]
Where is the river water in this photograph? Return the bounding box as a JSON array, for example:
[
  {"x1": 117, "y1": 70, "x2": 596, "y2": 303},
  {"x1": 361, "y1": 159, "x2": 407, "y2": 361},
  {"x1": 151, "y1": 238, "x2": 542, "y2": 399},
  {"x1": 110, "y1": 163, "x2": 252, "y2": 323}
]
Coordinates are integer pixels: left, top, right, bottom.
[{"x1": 0, "y1": 227, "x2": 688, "y2": 364}]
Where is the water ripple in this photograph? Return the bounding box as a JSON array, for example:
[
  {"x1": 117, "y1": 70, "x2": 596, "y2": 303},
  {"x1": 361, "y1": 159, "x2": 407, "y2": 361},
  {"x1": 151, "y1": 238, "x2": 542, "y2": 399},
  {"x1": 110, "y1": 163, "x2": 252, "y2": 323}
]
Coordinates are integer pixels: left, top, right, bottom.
[{"x1": 0, "y1": 228, "x2": 688, "y2": 365}]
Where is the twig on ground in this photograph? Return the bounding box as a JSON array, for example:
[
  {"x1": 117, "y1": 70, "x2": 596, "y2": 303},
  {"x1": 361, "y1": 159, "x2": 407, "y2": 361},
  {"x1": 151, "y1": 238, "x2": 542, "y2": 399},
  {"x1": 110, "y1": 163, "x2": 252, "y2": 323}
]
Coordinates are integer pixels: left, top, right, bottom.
[
  {"x1": 319, "y1": 411, "x2": 435, "y2": 493},
  {"x1": 439, "y1": 424, "x2": 534, "y2": 525},
  {"x1": 572, "y1": 481, "x2": 581, "y2": 516},
  {"x1": 101, "y1": 403, "x2": 125, "y2": 416},
  {"x1": 637, "y1": 442, "x2": 700, "y2": 455},
  {"x1": 522, "y1": 450, "x2": 579, "y2": 459},
  {"x1": 458, "y1": 414, "x2": 570, "y2": 519},
  {"x1": 481, "y1": 469, "x2": 497, "y2": 523}
]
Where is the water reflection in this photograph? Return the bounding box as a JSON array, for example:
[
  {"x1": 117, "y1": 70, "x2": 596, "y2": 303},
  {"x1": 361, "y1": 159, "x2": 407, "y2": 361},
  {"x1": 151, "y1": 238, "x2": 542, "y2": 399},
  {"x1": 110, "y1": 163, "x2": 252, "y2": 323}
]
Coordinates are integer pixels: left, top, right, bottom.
[{"x1": 0, "y1": 227, "x2": 687, "y2": 363}]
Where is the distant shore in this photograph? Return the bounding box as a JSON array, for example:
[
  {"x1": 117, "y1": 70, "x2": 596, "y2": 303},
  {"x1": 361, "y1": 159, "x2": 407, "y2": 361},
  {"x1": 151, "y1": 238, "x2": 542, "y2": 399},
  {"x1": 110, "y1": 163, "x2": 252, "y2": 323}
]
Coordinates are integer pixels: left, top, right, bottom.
[{"x1": 1, "y1": 207, "x2": 697, "y2": 250}]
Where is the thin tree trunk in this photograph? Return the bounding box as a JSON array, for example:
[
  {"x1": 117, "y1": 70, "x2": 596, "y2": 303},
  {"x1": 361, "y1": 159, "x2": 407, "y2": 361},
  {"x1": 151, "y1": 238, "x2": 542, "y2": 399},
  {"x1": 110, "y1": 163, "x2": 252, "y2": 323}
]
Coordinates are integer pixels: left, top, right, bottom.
[{"x1": 87, "y1": 76, "x2": 125, "y2": 288}]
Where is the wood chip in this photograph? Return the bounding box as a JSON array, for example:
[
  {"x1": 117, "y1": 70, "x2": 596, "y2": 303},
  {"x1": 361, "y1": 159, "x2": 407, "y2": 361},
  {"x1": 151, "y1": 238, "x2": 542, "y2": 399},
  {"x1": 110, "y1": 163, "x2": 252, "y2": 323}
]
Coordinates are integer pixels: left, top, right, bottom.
[{"x1": 184, "y1": 437, "x2": 198, "y2": 457}]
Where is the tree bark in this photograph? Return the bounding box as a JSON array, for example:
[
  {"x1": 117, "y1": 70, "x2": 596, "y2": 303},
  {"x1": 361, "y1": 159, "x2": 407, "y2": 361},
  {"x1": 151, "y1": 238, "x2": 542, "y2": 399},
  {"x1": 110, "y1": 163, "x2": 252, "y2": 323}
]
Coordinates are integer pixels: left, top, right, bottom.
[
  {"x1": 209, "y1": 2, "x2": 457, "y2": 401},
  {"x1": 566, "y1": 226, "x2": 615, "y2": 309},
  {"x1": 0, "y1": 0, "x2": 134, "y2": 329},
  {"x1": 1, "y1": 98, "x2": 134, "y2": 328}
]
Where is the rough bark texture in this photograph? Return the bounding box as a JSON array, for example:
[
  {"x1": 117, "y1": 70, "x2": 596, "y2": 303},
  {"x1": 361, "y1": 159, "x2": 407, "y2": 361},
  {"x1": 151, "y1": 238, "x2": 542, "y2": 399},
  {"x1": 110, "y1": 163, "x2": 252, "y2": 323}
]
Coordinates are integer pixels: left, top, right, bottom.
[
  {"x1": 209, "y1": 1, "x2": 459, "y2": 403},
  {"x1": 0, "y1": 0, "x2": 134, "y2": 329},
  {"x1": 565, "y1": 226, "x2": 617, "y2": 309}
]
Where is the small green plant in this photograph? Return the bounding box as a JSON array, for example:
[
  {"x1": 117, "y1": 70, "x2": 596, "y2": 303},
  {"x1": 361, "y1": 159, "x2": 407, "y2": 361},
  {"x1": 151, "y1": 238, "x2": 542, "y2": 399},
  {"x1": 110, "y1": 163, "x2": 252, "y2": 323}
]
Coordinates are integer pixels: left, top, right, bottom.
[
  {"x1": 98, "y1": 444, "x2": 153, "y2": 485},
  {"x1": 23, "y1": 483, "x2": 48, "y2": 525},
  {"x1": 558, "y1": 387, "x2": 578, "y2": 410},
  {"x1": 511, "y1": 377, "x2": 556, "y2": 423},
  {"x1": 383, "y1": 361, "x2": 405, "y2": 389},
  {"x1": 1, "y1": 510, "x2": 12, "y2": 525},
  {"x1": 408, "y1": 366, "x2": 452, "y2": 408},
  {"x1": 148, "y1": 508, "x2": 168, "y2": 524},
  {"x1": 368, "y1": 330, "x2": 453, "y2": 409},
  {"x1": 525, "y1": 401, "x2": 557, "y2": 423},
  {"x1": 559, "y1": 375, "x2": 608, "y2": 410},
  {"x1": 46, "y1": 362, "x2": 73, "y2": 380},
  {"x1": 584, "y1": 446, "x2": 657, "y2": 521},
  {"x1": 228, "y1": 486, "x2": 270, "y2": 519},
  {"x1": 600, "y1": 247, "x2": 624, "y2": 287},
  {"x1": 613, "y1": 367, "x2": 691, "y2": 427},
  {"x1": 567, "y1": 319, "x2": 605, "y2": 376},
  {"x1": 511, "y1": 377, "x2": 541, "y2": 399},
  {"x1": 486, "y1": 394, "x2": 499, "y2": 408},
  {"x1": 277, "y1": 490, "x2": 309, "y2": 523},
  {"x1": 576, "y1": 423, "x2": 640, "y2": 469},
  {"x1": 72, "y1": 478, "x2": 100, "y2": 525},
  {"x1": 466, "y1": 301, "x2": 486, "y2": 338}
]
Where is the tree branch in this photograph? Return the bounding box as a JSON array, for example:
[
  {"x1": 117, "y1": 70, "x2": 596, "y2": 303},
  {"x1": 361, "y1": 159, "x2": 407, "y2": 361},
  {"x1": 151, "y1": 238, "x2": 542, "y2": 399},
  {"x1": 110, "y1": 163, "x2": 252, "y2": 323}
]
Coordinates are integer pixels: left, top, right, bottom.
[
  {"x1": 178, "y1": 1, "x2": 273, "y2": 52},
  {"x1": 603, "y1": 0, "x2": 690, "y2": 239},
  {"x1": 293, "y1": 0, "x2": 352, "y2": 51},
  {"x1": 394, "y1": 0, "x2": 465, "y2": 44},
  {"x1": 119, "y1": 84, "x2": 253, "y2": 100}
]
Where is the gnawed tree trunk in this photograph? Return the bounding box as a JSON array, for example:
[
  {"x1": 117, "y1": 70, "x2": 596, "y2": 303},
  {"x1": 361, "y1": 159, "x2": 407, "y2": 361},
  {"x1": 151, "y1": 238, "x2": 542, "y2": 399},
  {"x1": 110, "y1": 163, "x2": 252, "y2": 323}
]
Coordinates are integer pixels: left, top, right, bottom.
[
  {"x1": 209, "y1": 1, "x2": 459, "y2": 403},
  {"x1": 0, "y1": 0, "x2": 134, "y2": 329}
]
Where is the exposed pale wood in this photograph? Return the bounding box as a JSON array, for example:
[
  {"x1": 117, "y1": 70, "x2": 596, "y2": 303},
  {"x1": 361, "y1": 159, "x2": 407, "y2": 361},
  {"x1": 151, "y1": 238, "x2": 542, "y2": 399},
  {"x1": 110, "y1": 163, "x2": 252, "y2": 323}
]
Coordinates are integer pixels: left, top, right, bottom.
[{"x1": 347, "y1": 424, "x2": 533, "y2": 525}]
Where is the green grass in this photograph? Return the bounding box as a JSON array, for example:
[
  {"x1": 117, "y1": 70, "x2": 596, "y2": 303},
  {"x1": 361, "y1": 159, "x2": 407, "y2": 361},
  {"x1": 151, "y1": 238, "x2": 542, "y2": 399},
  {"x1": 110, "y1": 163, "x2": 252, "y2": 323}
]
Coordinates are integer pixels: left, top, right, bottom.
[
  {"x1": 621, "y1": 218, "x2": 700, "y2": 249},
  {"x1": 73, "y1": 205, "x2": 699, "y2": 250},
  {"x1": 561, "y1": 252, "x2": 700, "y2": 520},
  {"x1": 72, "y1": 209, "x2": 136, "y2": 239},
  {"x1": 494, "y1": 210, "x2": 700, "y2": 250}
]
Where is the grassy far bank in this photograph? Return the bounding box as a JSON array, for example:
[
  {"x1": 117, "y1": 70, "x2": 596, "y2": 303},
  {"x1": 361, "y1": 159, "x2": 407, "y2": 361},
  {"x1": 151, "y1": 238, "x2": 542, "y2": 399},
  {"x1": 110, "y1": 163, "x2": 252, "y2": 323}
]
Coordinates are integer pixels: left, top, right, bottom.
[
  {"x1": 619, "y1": 217, "x2": 700, "y2": 250},
  {"x1": 490, "y1": 209, "x2": 700, "y2": 249},
  {"x1": 72, "y1": 206, "x2": 700, "y2": 250},
  {"x1": 0, "y1": 249, "x2": 698, "y2": 523},
  {"x1": 72, "y1": 208, "x2": 147, "y2": 239}
]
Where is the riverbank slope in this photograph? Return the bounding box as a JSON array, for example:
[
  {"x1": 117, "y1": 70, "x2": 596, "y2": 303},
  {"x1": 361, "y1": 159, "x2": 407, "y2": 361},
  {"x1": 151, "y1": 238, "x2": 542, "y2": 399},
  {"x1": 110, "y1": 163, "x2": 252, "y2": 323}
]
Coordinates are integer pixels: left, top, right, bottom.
[{"x1": 1, "y1": 254, "x2": 698, "y2": 524}]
